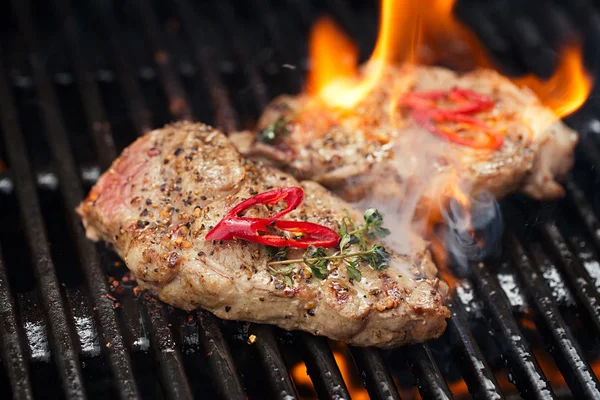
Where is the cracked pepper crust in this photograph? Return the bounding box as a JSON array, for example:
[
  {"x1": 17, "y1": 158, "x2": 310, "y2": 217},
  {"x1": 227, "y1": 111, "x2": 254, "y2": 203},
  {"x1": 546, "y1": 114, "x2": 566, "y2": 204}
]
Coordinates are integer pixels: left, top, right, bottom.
[
  {"x1": 232, "y1": 64, "x2": 577, "y2": 204},
  {"x1": 77, "y1": 122, "x2": 450, "y2": 348}
]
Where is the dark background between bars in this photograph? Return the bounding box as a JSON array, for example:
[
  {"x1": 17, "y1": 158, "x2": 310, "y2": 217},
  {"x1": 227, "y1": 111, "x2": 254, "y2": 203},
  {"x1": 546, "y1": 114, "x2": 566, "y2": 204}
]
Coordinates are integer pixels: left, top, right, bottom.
[{"x1": 0, "y1": 0, "x2": 600, "y2": 399}]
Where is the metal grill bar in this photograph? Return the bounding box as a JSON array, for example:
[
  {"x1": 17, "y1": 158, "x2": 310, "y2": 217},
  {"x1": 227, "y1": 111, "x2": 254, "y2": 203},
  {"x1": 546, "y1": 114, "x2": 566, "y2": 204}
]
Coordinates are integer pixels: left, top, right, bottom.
[
  {"x1": 470, "y1": 263, "x2": 556, "y2": 399},
  {"x1": 564, "y1": 178, "x2": 600, "y2": 252},
  {"x1": 52, "y1": 0, "x2": 117, "y2": 168},
  {"x1": 298, "y1": 334, "x2": 351, "y2": 399},
  {"x1": 171, "y1": 0, "x2": 238, "y2": 132},
  {"x1": 196, "y1": 310, "x2": 246, "y2": 400},
  {"x1": 505, "y1": 232, "x2": 600, "y2": 398},
  {"x1": 8, "y1": 0, "x2": 141, "y2": 397},
  {"x1": 131, "y1": 0, "x2": 193, "y2": 122},
  {"x1": 0, "y1": 249, "x2": 33, "y2": 399},
  {"x1": 249, "y1": 324, "x2": 299, "y2": 399},
  {"x1": 91, "y1": 0, "x2": 152, "y2": 135},
  {"x1": 578, "y1": 134, "x2": 600, "y2": 174},
  {"x1": 447, "y1": 294, "x2": 505, "y2": 400},
  {"x1": 536, "y1": 220, "x2": 600, "y2": 334},
  {"x1": 54, "y1": 0, "x2": 149, "y2": 360},
  {"x1": 454, "y1": 1, "x2": 519, "y2": 73},
  {"x1": 349, "y1": 346, "x2": 403, "y2": 400},
  {"x1": 284, "y1": 0, "x2": 315, "y2": 30},
  {"x1": 0, "y1": 165, "x2": 100, "y2": 194},
  {"x1": 404, "y1": 344, "x2": 453, "y2": 400},
  {"x1": 252, "y1": 0, "x2": 304, "y2": 92},
  {"x1": 142, "y1": 298, "x2": 193, "y2": 400},
  {"x1": 0, "y1": 50, "x2": 87, "y2": 400},
  {"x1": 214, "y1": 0, "x2": 269, "y2": 110}
]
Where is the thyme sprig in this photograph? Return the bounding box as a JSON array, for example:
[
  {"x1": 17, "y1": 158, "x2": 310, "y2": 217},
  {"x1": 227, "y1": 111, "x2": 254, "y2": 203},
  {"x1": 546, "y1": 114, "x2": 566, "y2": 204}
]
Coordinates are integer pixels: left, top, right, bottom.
[
  {"x1": 266, "y1": 208, "x2": 392, "y2": 283},
  {"x1": 266, "y1": 246, "x2": 294, "y2": 287},
  {"x1": 339, "y1": 208, "x2": 391, "y2": 253},
  {"x1": 267, "y1": 248, "x2": 384, "y2": 266}
]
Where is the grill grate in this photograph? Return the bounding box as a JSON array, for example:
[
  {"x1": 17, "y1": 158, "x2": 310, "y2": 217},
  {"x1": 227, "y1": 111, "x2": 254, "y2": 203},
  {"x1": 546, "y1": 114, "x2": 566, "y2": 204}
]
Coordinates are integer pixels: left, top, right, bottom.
[{"x1": 0, "y1": 0, "x2": 600, "y2": 399}]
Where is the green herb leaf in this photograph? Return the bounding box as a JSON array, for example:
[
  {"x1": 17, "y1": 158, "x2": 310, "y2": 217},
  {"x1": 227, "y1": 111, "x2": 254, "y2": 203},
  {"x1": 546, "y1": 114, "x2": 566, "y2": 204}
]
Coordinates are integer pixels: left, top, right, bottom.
[
  {"x1": 356, "y1": 232, "x2": 367, "y2": 251},
  {"x1": 283, "y1": 275, "x2": 293, "y2": 288},
  {"x1": 338, "y1": 220, "x2": 347, "y2": 237},
  {"x1": 273, "y1": 265, "x2": 295, "y2": 275},
  {"x1": 360, "y1": 244, "x2": 391, "y2": 270},
  {"x1": 346, "y1": 260, "x2": 362, "y2": 282},
  {"x1": 257, "y1": 117, "x2": 289, "y2": 144},
  {"x1": 303, "y1": 245, "x2": 329, "y2": 279},
  {"x1": 364, "y1": 208, "x2": 383, "y2": 227},
  {"x1": 339, "y1": 234, "x2": 352, "y2": 253},
  {"x1": 265, "y1": 246, "x2": 289, "y2": 261},
  {"x1": 266, "y1": 209, "x2": 392, "y2": 283}
]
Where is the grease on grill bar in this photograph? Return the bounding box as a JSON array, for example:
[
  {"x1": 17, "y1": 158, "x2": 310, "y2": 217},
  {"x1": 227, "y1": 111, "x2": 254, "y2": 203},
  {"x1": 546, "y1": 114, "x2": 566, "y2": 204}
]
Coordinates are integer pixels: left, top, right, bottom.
[{"x1": 0, "y1": 0, "x2": 600, "y2": 399}]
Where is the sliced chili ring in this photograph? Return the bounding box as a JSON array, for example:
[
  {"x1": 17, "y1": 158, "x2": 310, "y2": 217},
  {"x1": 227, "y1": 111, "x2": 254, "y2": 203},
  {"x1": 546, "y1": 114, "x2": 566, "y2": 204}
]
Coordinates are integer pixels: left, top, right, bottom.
[
  {"x1": 412, "y1": 108, "x2": 503, "y2": 150},
  {"x1": 400, "y1": 88, "x2": 495, "y2": 116},
  {"x1": 205, "y1": 187, "x2": 341, "y2": 248},
  {"x1": 400, "y1": 88, "x2": 503, "y2": 150}
]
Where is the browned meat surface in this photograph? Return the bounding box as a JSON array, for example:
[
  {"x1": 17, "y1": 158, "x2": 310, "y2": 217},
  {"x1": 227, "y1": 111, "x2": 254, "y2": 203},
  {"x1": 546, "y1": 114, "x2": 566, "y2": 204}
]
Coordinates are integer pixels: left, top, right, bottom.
[
  {"x1": 232, "y1": 64, "x2": 577, "y2": 208},
  {"x1": 77, "y1": 122, "x2": 449, "y2": 348}
]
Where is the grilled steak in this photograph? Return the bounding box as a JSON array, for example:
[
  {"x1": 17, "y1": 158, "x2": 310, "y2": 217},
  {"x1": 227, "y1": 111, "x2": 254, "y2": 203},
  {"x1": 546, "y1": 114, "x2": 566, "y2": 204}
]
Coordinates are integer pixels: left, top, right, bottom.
[
  {"x1": 77, "y1": 122, "x2": 449, "y2": 348},
  {"x1": 232, "y1": 64, "x2": 577, "y2": 208}
]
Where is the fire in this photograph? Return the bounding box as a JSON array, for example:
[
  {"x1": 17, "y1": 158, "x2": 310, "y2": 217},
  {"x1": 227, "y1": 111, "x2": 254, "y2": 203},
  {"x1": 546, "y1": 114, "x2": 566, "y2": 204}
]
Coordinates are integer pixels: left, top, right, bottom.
[
  {"x1": 305, "y1": 0, "x2": 592, "y2": 279},
  {"x1": 306, "y1": 17, "x2": 379, "y2": 109},
  {"x1": 332, "y1": 349, "x2": 370, "y2": 400},
  {"x1": 288, "y1": 345, "x2": 370, "y2": 399},
  {"x1": 307, "y1": 0, "x2": 591, "y2": 117},
  {"x1": 289, "y1": 342, "x2": 600, "y2": 398},
  {"x1": 514, "y1": 44, "x2": 592, "y2": 118}
]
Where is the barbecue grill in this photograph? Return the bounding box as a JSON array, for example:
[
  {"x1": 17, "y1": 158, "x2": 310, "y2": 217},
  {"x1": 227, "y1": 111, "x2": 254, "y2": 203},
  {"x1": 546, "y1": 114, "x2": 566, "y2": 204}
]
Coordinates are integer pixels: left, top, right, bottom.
[{"x1": 1, "y1": 0, "x2": 599, "y2": 399}]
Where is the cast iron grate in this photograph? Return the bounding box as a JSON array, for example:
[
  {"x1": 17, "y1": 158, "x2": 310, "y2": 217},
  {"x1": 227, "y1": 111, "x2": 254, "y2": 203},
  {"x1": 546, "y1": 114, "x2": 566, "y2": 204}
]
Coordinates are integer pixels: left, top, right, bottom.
[{"x1": 0, "y1": 0, "x2": 599, "y2": 399}]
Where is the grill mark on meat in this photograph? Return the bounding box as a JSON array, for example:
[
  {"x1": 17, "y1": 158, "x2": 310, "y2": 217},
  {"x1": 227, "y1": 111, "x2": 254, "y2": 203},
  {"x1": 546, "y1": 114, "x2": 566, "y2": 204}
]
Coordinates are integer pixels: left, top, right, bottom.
[{"x1": 77, "y1": 122, "x2": 450, "y2": 348}]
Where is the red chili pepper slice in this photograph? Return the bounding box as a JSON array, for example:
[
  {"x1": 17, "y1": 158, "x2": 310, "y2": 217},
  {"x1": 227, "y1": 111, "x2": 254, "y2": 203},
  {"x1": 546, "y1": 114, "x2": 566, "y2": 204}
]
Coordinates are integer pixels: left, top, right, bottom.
[
  {"x1": 205, "y1": 187, "x2": 340, "y2": 248},
  {"x1": 400, "y1": 88, "x2": 503, "y2": 150},
  {"x1": 400, "y1": 88, "x2": 494, "y2": 115},
  {"x1": 412, "y1": 109, "x2": 503, "y2": 150},
  {"x1": 223, "y1": 186, "x2": 304, "y2": 220}
]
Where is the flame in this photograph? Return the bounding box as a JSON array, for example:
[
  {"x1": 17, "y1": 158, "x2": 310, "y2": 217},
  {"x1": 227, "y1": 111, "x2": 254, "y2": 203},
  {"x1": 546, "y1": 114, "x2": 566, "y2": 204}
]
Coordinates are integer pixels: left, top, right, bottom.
[
  {"x1": 288, "y1": 345, "x2": 370, "y2": 399},
  {"x1": 290, "y1": 361, "x2": 318, "y2": 399},
  {"x1": 290, "y1": 341, "x2": 600, "y2": 399},
  {"x1": 514, "y1": 44, "x2": 592, "y2": 118},
  {"x1": 332, "y1": 349, "x2": 370, "y2": 400},
  {"x1": 307, "y1": 0, "x2": 591, "y2": 117},
  {"x1": 306, "y1": 0, "x2": 484, "y2": 108},
  {"x1": 304, "y1": 0, "x2": 592, "y2": 282}
]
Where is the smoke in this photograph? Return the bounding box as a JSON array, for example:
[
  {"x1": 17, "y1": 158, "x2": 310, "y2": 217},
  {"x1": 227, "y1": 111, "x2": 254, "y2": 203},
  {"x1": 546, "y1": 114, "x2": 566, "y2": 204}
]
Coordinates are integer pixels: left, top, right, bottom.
[
  {"x1": 439, "y1": 191, "x2": 504, "y2": 273},
  {"x1": 351, "y1": 123, "x2": 504, "y2": 269}
]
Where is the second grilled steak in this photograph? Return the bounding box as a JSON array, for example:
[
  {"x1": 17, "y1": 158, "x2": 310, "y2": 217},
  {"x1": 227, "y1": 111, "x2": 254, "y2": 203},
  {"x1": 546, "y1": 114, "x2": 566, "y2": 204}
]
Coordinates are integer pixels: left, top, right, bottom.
[
  {"x1": 232, "y1": 64, "x2": 577, "y2": 208},
  {"x1": 77, "y1": 122, "x2": 449, "y2": 348}
]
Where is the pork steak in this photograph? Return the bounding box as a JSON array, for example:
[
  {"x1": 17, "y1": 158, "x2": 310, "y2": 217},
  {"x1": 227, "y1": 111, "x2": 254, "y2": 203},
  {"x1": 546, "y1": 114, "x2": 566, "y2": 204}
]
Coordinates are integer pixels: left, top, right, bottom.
[
  {"x1": 77, "y1": 122, "x2": 449, "y2": 348},
  {"x1": 232, "y1": 64, "x2": 577, "y2": 208}
]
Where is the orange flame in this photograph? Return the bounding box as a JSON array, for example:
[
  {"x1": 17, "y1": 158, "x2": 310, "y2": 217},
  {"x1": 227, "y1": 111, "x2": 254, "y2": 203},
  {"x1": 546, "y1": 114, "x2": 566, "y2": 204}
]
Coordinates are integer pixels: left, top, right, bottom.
[
  {"x1": 307, "y1": 0, "x2": 592, "y2": 117},
  {"x1": 289, "y1": 343, "x2": 600, "y2": 399},
  {"x1": 288, "y1": 345, "x2": 370, "y2": 399},
  {"x1": 305, "y1": 0, "x2": 592, "y2": 278},
  {"x1": 514, "y1": 44, "x2": 592, "y2": 118}
]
